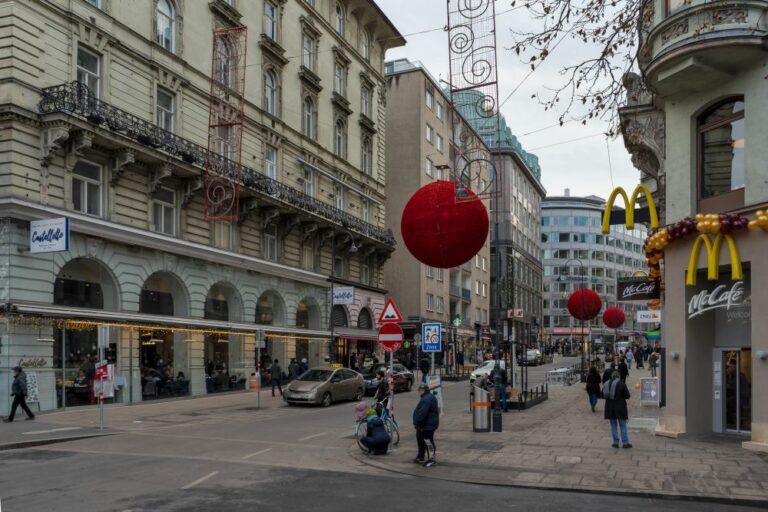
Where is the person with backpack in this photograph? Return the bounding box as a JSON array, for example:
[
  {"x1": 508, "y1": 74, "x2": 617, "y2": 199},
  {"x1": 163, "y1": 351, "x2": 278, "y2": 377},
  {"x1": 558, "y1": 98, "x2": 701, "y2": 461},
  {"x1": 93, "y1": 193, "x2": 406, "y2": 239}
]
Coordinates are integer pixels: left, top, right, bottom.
[{"x1": 603, "y1": 371, "x2": 632, "y2": 448}]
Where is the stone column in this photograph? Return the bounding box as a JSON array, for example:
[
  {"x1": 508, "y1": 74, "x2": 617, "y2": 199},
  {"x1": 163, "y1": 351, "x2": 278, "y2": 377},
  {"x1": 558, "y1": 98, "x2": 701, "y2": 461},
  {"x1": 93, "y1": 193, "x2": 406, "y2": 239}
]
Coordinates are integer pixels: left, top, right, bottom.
[
  {"x1": 188, "y1": 332, "x2": 206, "y2": 396},
  {"x1": 119, "y1": 327, "x2": 141, "y2": 404}
]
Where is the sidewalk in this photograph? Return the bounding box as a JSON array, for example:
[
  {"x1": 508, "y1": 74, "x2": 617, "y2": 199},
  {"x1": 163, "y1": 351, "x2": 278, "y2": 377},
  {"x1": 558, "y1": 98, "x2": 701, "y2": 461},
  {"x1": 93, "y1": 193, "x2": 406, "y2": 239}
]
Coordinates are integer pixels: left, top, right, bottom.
[{"x1": 353, "y1": 367, "x2": 768, "y2": 505}]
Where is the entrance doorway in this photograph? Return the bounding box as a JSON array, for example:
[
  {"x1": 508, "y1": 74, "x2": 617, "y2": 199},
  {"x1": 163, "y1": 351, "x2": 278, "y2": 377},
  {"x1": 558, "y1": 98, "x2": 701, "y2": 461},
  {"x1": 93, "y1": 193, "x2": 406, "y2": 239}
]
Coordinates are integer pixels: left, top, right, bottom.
[{"x1": 714, "y1": 349, "x2": 752, "y2": 433}]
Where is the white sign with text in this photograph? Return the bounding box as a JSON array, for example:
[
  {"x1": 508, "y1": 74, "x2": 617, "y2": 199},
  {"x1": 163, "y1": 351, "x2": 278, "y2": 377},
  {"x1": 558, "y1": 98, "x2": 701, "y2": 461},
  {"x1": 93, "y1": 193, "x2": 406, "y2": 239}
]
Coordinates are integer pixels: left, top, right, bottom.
[
  {"x1": 637, "y1": 310, "x2": 661, "y2": 323},
  {"x1": 30, "y1": 217, "x2": 69, "y2": 253}
]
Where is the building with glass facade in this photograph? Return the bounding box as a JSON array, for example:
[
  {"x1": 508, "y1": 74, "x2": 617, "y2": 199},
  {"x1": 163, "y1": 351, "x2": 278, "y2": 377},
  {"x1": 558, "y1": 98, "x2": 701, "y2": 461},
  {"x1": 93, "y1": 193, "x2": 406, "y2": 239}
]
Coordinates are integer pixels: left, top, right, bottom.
[{"x1": 541, "y1": 192, "x2": 648, "y2": 351}]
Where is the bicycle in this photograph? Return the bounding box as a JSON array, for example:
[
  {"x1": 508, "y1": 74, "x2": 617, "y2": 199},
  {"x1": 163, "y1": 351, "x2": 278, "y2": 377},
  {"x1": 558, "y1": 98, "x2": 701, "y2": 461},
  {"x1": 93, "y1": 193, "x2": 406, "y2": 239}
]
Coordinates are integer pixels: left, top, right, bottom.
[{"x1": 354, "y1": 400, "x2": 400, "y2": 452}]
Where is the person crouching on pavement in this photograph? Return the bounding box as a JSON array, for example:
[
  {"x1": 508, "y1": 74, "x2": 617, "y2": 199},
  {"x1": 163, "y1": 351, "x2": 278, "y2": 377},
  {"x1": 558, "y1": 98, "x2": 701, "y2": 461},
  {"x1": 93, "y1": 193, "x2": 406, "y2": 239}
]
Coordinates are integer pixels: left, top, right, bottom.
[
  {"x1": 603, "y1": 371, "x2": 631, "y2": 449},
  {"x1": 3, "y1": 366, "x2": 35, "y2": 422},
  {"x1": 413, "y1": 383, "x2": 439, "y2": 467},
  {"x1": 360, "y1": 408, "x2": 391, "y2": 455}
]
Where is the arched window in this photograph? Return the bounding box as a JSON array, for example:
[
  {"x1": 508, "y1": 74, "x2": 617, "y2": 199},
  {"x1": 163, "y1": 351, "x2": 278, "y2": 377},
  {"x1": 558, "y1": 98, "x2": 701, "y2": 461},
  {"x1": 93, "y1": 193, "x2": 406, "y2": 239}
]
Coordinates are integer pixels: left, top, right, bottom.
[
  {"x1": 334, "y1": 119, "x2": 346, "y2": 158},
  {"x1": 698, "y1": 97, "x2": 745, "y2": 199},
  {"x1": 156, "y1": 0, "x2": 175, "y2": 52},
  {"x1": 361, "y1": 137, "x2": 372, "y2": 175},
  {"x1": 302, "y1": 97, "x2": 315, "y2": 139},
  {"x1": 264, "y1": 70, "x2": 278, "y2": 116},
  {"x1": 361, "y1": 30, "x2": 370, "y2": 61},
  {"x1": 215, "y1": 39, "x2": 231, "y2": 87},
  {"x1": 335, "y1": 2, "x2": 345, "y2": 35}
]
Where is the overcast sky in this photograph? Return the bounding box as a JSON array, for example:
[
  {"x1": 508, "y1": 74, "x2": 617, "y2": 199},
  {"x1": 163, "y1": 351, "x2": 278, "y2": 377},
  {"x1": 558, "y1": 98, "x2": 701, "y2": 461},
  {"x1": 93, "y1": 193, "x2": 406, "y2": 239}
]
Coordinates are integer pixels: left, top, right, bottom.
[{"x1": 377, "y1": 0, "x2": 640, "y2": 199}]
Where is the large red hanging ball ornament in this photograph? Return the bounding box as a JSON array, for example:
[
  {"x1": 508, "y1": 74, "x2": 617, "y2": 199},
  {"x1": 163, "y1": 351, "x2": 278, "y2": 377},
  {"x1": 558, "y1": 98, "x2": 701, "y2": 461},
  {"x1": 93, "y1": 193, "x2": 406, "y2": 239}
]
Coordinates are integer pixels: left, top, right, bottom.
[
  {"x1": 400, "y1": 181, "x2": 489, "y2": 268},
  {"x1": 567, "y1": 289, "x2": 602, "y2": 321},
  {"x1": 602, "y1": 307, "x2": 626, "y2": 329}
]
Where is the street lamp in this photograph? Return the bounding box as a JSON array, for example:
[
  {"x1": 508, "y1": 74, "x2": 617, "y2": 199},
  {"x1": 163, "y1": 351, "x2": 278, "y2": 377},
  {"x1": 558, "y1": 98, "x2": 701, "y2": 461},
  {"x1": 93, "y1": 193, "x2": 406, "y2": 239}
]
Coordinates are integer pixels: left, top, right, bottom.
[
  {"x1": 563, "y1": 258, "x2": 587, "y2": 378},
  {"x1": 329, "y1": 232, "x2": 358, "y2": 366}
]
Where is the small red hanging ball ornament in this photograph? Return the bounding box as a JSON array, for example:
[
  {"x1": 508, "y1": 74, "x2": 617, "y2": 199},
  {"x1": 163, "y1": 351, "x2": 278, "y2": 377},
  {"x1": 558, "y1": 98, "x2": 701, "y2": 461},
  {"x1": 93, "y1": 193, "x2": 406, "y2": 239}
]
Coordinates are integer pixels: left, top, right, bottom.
[
  {"x1": 602, "y1": 307, "x2": 626, "y2": 329},
  {"x1": 400, "y1": 181, "x2": 489, "y2": 268},
  {"x1": 567, "y1": 289, "x2": 602, "y2": 321}
]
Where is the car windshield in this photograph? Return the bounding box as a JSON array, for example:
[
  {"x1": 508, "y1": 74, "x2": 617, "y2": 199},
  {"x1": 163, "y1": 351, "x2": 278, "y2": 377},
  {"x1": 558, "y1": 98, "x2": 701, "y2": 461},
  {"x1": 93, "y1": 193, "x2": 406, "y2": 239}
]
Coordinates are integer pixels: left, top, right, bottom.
[{"x1": 297, "y1": 369, "x2": 332, "y2": 382}]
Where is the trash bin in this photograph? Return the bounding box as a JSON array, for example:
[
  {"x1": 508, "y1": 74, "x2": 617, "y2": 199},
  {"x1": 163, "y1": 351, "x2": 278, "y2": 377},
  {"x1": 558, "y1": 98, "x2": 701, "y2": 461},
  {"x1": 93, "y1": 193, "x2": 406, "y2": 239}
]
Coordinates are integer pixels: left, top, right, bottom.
[{"x1": 472, "y1": 385, "x2": 491, "y2": 432}]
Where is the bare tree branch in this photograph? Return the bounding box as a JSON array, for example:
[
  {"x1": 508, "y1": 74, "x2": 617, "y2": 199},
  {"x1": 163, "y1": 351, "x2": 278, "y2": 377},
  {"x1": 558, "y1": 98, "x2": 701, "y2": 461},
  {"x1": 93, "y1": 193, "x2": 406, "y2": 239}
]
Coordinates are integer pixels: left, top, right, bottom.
[{"x1": 508, "y1": 0, "x2": 649, "y2": 135}]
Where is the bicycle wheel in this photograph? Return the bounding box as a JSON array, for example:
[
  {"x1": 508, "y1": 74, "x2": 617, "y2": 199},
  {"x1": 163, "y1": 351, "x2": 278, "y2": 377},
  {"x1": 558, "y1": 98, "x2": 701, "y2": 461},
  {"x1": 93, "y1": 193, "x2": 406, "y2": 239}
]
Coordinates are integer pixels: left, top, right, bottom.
[
  {"x1": 385, "y1": 417, "x2": 400, "y2": 446},
  {"x1": 355, "y1": 420, "x2": 369, "y2": 452}
]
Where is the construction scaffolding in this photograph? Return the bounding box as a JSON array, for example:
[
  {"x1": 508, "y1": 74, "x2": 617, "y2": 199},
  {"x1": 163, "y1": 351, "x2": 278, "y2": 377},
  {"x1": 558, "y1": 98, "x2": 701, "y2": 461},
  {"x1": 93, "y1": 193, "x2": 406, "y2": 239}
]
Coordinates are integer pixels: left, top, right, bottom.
[{"x1": 204, "y1": 26, "x2": 248, "y2": 222}]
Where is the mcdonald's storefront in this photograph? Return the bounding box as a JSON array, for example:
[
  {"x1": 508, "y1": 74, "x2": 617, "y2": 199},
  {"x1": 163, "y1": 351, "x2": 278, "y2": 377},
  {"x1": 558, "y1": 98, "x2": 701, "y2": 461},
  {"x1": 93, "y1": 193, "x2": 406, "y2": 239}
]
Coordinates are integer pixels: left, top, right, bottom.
[{"x1": 662, "y1": 232, "x2": 767, "y2": 452}]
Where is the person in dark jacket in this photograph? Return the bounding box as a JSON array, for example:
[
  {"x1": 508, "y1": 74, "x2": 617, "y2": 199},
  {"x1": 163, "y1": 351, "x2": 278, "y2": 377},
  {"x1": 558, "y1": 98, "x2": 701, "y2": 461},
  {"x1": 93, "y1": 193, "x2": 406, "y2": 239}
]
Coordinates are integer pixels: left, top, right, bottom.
[
  {"x1": 585, "y1": 366, "x2": 602, "y2": 413},
  {"x1": 270, "y1": 359, "x2": 283, "y2": 396},
  {"x1": 617, "y1": 357, "x2": 629, "y2": 383},
  {"x1": 360, "y1": 409, "x2": 391, "y2": 455},
  {"x1": 412, "y1": 383, "x2": 439, "y2": 466},
  {"x1": 602, "y1": 362, "x2": 616, "y2": 384},
  {"x1": 3, "y1": 366, "x2": 35, "y2": 422},
  {"x1": 603, "y1": 371, "x2": 631, "y2": 448}
]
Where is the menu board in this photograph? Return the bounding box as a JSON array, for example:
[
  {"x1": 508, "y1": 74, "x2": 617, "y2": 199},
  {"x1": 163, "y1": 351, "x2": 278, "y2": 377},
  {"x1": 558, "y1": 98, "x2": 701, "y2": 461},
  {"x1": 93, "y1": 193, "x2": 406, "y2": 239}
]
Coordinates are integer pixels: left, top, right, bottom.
[{"x1": 640, "y1": 377, "x2": 659, "y2": 405}]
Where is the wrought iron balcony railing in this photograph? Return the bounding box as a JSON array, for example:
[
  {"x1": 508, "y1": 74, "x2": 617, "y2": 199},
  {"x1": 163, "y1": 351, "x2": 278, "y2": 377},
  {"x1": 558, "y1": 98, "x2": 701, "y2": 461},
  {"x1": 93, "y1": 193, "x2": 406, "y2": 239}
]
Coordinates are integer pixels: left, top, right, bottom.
[{"x1": 38, "y1": 82, "x2": 396, "y2": 247}]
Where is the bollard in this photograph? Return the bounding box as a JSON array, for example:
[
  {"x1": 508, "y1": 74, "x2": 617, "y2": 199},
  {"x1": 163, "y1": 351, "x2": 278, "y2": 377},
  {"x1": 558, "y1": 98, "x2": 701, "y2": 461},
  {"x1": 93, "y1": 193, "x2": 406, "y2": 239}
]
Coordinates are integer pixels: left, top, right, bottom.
[{"x1": 471, "y1": 386, "x2": 491, "y2": 432}]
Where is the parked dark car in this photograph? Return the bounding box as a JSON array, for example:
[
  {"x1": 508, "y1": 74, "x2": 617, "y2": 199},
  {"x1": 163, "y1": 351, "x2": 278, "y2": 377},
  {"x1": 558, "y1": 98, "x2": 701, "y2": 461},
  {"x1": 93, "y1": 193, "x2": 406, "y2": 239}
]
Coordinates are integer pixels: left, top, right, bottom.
[
  {"x1": 361, "y1": 363, "x2": 414, "y2": 395},
  {"x1": 516, "y1": 349, "x2": 543, "y2": 366}
]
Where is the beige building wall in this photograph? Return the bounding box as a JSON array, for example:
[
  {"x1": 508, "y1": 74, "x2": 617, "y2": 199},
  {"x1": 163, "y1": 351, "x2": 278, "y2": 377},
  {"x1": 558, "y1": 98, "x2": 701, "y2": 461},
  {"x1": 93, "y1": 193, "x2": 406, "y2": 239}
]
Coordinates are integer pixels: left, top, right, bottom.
[{"x1": 384, "y1": 60, "x2": 491, "y2": 348}]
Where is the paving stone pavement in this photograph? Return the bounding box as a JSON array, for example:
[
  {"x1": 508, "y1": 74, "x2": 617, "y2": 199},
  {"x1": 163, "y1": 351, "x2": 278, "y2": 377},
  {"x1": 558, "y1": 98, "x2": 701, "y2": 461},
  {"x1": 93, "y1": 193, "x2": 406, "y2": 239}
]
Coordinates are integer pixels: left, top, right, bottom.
[{"x1": 353, "y1": 367, "x2": 768, "y2": 505}]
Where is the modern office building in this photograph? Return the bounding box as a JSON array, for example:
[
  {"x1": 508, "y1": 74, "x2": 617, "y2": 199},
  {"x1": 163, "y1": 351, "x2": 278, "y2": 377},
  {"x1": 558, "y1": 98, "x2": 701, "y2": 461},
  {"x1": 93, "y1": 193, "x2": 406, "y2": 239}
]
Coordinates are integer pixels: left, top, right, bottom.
[
  {"x1": 619, "y1": 0, "x2": 767, "y2": 450},
  {"x1": 384, "y1": 58, "x2": 491, "y2": 365},
  {"x1": 0, "y1": 0, "x2": 404, "y2": 412},
  {"x1": 541, "y1": 192, "x2": 648, "y2": 350}
]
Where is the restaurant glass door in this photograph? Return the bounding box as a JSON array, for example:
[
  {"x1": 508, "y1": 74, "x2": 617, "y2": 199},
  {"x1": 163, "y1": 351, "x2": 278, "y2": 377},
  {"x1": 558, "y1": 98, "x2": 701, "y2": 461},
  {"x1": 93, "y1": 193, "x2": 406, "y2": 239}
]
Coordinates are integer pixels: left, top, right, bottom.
[{"x1": 723, "y1": 349, "x2": 751, "y2": 433}]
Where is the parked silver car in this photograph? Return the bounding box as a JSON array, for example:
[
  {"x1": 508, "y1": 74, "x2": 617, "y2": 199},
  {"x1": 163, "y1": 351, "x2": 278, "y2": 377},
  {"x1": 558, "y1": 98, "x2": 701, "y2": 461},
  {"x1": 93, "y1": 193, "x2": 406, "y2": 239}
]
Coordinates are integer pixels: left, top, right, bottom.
[{"x1": 284, "y1": 367, "x2": 364, "y2": 407}]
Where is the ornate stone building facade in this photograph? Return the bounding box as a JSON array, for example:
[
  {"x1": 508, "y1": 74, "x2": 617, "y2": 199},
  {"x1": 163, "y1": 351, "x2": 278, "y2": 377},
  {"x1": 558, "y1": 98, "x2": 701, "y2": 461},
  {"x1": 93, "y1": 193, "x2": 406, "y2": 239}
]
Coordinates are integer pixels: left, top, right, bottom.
[
  {"x1": 0, "y1": 0, "x2": 403, "y2": 411},
  {"x1": 620, "y1": 0, "x2": 768, "y2": 452}
]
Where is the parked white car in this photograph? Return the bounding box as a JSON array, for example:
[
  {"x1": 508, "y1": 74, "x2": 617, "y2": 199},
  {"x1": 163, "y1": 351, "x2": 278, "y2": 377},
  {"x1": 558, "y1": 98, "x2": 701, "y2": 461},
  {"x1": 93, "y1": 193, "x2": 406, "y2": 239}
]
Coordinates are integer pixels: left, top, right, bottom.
[{"x1": 470, "y1": 360, "x2": 507, "y2": 384}]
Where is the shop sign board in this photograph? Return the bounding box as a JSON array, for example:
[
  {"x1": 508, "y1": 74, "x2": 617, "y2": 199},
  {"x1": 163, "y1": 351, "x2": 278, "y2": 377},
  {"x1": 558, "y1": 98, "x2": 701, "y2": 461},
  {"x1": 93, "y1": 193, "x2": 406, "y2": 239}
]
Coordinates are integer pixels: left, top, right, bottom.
[
  {"x1": 637, "y1": 310, "x2": 661, "y2": 323},
  {"x1": 687, "y1": 280, "x2": 750, "y2": 320},
  {"x1": 617, "y1": 277, "x2": 660, "y2": 302},
  {"x1": 30, "y1": 217, "x2": 69, "y2": 253},
  {"x1": 332, "y1": 286, "x2": 355, "y2": 305},
  {"x1": 640, "y1": 377, "x2": 660, "y2": 406},
  {"x1": 421, "y1": 322, "x2": 442, "y2": 352}
]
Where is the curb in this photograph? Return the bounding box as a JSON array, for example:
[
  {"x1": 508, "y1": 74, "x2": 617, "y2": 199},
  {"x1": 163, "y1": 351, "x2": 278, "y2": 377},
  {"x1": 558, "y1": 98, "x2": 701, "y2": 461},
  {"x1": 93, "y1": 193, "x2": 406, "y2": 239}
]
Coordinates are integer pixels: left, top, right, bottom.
[
  {"x1": 0, "y1": 433, "x2": 115, "y2": 452},
  {"x1": 350, "y1": 448, "x2": 768, "y2": 507}
]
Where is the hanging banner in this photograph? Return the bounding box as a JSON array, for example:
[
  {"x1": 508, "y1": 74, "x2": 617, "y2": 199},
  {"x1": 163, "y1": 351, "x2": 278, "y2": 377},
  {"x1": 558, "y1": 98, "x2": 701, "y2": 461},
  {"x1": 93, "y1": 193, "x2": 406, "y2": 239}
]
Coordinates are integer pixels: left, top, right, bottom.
[{"x1": 617, "y1": 277, "x2": 660, "y2": 302}]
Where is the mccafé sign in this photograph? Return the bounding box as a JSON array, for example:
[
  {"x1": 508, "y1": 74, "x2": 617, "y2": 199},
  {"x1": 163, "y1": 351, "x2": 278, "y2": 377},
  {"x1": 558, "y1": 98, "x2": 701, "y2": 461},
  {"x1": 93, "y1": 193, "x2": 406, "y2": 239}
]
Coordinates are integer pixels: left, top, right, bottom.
[
  {"x1": 688, "y1": 281, "x2": 749, "y2": 320},
  {"x1": 602, "y1": 185, "x2": 659, "y2": 235},
  {"x1": 685, "y1": 234, "x2": 742, "y2": 286},
  {"x1": 617, "y1": 277, "x2": 660, "y2": 301}
]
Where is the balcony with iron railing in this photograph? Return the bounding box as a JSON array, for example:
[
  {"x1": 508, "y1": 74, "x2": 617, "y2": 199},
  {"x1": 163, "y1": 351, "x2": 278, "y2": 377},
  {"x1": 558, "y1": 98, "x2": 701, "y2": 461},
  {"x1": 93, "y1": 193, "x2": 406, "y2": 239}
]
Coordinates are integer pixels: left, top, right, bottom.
[{"x1": 37, "y1": 82, "x2": 396, "y2": 248}]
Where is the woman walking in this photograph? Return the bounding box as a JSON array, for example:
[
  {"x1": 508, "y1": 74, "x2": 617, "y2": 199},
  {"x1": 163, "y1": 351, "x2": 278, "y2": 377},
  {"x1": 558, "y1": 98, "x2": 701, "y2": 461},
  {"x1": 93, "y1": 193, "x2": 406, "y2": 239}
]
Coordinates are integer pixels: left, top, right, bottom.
[{"x1": 585, "y1": 366, "x2": 602, "y2": 413}]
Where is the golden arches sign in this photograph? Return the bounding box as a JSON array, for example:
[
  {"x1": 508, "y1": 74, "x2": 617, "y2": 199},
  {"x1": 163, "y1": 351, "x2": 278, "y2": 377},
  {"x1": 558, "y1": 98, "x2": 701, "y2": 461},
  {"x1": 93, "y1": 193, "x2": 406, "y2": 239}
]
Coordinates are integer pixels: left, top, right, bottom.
[
  {"x1": 601, "y1": 185, "x2": 659, "y2": 235},
  {"x1": 685, "y1": 234, "x2": 743, "y2": 287}
]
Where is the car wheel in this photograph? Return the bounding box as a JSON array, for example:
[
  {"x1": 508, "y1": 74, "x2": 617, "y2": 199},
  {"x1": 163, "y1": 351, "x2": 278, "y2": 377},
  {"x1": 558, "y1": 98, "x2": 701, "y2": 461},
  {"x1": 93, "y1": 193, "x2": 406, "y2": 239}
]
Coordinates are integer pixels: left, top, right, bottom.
[
  {"x1": 321, "y1": 392, "x2": 332, "y2": 407},
  {"x1": 354, "y1": 388, "x2": 363, "y2": 401}
]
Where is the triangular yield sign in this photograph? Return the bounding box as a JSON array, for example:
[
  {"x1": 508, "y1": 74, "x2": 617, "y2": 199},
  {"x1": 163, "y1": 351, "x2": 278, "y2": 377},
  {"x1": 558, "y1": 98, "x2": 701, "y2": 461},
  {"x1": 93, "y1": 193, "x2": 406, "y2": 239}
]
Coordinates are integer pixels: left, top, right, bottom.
[{"x1": 378, "y1": 297, "x2": 403, "y2": 323}]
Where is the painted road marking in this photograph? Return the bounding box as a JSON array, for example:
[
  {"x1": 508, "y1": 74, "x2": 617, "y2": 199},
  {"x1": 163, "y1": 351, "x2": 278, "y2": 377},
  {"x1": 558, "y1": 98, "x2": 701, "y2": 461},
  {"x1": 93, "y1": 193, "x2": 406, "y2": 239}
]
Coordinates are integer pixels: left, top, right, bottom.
[
  {"x1": 242, "y1": 447, "x2": 272, "y2": 460},
  {"x1": 22, "y1": 427, "x2": 82, "y2": 435},
  {"x1": 181, "y1": 471, "x2": 218, "y2": 490},
  {"x1": 298, "y1": 432, "x2": 327, "y2": 442}
]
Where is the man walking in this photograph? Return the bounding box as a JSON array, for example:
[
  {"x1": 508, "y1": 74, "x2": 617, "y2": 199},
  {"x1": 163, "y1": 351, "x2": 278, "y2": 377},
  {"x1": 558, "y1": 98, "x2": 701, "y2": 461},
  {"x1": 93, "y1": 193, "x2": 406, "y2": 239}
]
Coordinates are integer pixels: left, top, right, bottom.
[
  {"x1": 3, "y1": 366, "x2": 35, "y2": 422},
  {"x1": 618, "y1": 356, "x2": 629, "y2": 383},
  {"x1": 269, "y1": 359, "x2": 283, "y2": 396},
  {"x1": 413, "y1": 383, "x2": 439, "y2": 467},
  {"x1": 603, "y1": 371, "x2": 631, "y2": 448}
]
